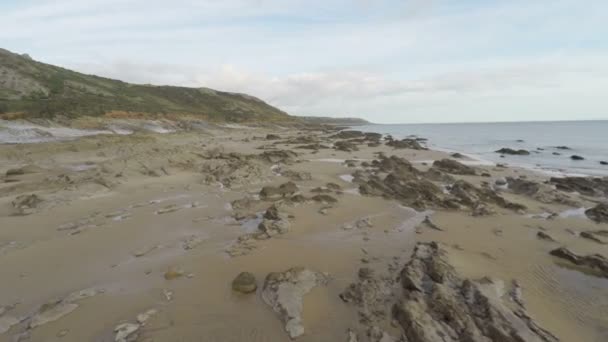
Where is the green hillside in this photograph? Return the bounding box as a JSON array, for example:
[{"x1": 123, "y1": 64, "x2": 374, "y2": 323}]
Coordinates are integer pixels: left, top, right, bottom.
[{"x1": 0, "y1": 48, "x2": 292, "y2": 122}]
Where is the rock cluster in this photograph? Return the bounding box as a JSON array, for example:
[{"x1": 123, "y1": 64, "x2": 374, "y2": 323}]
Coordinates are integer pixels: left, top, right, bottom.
[
  {"x1": 432, "y1": 159, "x2": 476, "y2": 175},
  {"x1": 585, "y1": 203, "x2": 608, "y2": 223},
  {"x1": 393, "y1": 242, "x2": 559, "y2": 342},
  {"x1": 550, "y1": 247, "x2": 608, "y2": 278},
  {"x1": 550, "y1": 177, "x2": 608, "y2": 197}
]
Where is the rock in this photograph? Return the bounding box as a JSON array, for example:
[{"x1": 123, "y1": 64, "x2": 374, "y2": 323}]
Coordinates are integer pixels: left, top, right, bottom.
[
  {"x1": 296, "y1": 143, "x2": 330, "y2": 150},
  {"x1": 580, "y1": 230, "x2": 608, "y2": 244},
  {"x1": 5, "y1": 164, "x2": 44, "y2": 176},
  {"x1": 340, "y1": 267, "x2": 394, "y2": 325},
  {"x1": 258, "y1": 218, "x2": 290, "y2": 237},
  {"x1": 355, "y1": 218, "x2": 373, "y2": 229},
  {"x1": 163, "y1": 269, "x2": 184, "y2": 280},
  {"x1": 600, "y1": 161, "x2": 608, "y2": 166},
  {"x1": 257, "y1": 150, "x2": 298, "y2": 164},
  {"x1": 421, "y1": 216, "x2": 443, "y2": 231},
  {"x1": 281, "y1": 170, "x2": 312, "y2": 181},
  {"x1": 536, "y1": 231, "x2": 556, "y2": 242},
  {"x1": 495, "y1": 148, "x2": 530, "y2": 155},
  {"x1": 550, "y1": 247, "x2": 608, "y2": 277},
  {"x1": 394, "y1": 242, "x2": 559, "y2": 342},
  {"x1": 335, "y1": 140, "x2": 359, "y2": 152},
  {"x1": 386, "y1": 138, "x2": 426, "y2": 150},
  {"x1": 451, "y1": 153, "x2": 464, "y2": 158},
  {"x1": 232, "y1": 272, "x2": 258, "y2": 293},
  {"x1": 326, "y1": 182, "x2": 342, "y2": 191},
  {"x1": 506, "y1": 177, "x2": 540, "y2": 195},
  {"x1": 550, "y1": 177, "x2": 608, "y2": 197},
  {"x1": 136, "y1": 309, "x2": 158, "y2": 325},
  {"x1": 432, "y1": 159, "x2": 476, "y2": 175},
  {"x1": 585, "y1": 203, "x2": 608, "y2": 223},
  {"x1": 114, "y1": 323, "x2": 139, "y2": 342},
  {"x1": 495, "y1": 178, "x2": 508, "y2": 186},
  {"x1": 261, "y1": 268, "x2": 329, "y2": 339},
  {"x1": 552, "y1": 152, "x2": 561, "y2": 156},
  {"x1": 29, "y1": 288, "x2": 101, "y2": 329},
  {"x1": 570, "y1": 155, "x2": 584, "y2": 161},
  {"x1": 266, "y1": 134, "x2": 281, "y2": 140},
  {"x1": 555, "y1": 146, "x2": 571, "y2": 150},
  {"x1": 260, "y1": 182, "x2": 300, "y2": 200},
  {"x1": 311, "y1": 194, "x2": 338, "y2": 204},
  {"x1": 11, "y1": 194, "x2": 44, "y2": 215}
]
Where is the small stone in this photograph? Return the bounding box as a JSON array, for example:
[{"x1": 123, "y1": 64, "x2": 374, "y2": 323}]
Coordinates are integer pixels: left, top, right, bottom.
[
  {"x1": 232, "y1": 272, "x2": 258, "y2": 293},
  {"x1": 164, "y1": 270, "x2": 183, "y2": 280}
]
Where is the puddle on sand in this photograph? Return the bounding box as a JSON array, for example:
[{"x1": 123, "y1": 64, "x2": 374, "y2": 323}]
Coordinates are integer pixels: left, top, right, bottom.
[
  {"x1": 395, "y1": 206, "x2": 432, "y2": 232},
  {"x1": 240, "y1": 212, "x2": 264, "y2": 233},
  {"x1": 339, "y1": 174, "x2": 354, "y2": 183}
]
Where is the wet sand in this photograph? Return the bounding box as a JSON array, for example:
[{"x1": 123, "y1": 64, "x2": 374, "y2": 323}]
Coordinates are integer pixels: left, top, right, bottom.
[{"x1": 0, "y1": 124, "x2": 607, "y2": 341}]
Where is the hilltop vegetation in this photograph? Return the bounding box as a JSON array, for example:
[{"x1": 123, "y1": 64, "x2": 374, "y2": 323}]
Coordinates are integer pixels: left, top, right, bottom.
[{"x1": 0, "y1": 48, "x2": 292, "y2": 122}]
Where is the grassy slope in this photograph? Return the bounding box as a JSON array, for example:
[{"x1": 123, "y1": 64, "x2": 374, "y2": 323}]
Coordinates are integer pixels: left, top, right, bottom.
[{"x1": 0, "y1": 49, "x2": 293, "y2": 122}]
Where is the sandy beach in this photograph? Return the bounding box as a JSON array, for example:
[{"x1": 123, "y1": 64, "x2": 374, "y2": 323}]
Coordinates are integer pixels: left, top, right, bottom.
[{"x1": 0, "y1": 123, "x2": 607, "y2": 342}]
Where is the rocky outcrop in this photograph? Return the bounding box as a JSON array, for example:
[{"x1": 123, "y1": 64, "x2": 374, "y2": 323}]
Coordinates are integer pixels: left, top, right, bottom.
[
  {"x1": 386, "y1": 138, "x2": 426, "y2": 150},
  {"x1": 335, "y1": 140, "x2": 359, "y2": 152},
  {"x1": 393, "y1": 242, "x2": 559, "y2": 342},
  {"x1": 550, "y1": 247, "x2": 608, "y2": 278},
  {"x1": 448, "y1": 180, "x2": 526, "y2": 212},
  {"x1": 549, "y1": 177, "x2": 608, "y2": 197},
  {"x1": 580, "y1": 230, "x2": 608, "y2": 244},
  {"x1": 506, "y1": 177, "x2": 540, "y2": 195},
  {"x1": 261, "y1": 268, "x2": 329, "y2": 339},
  {"x1": 340, "y1": 267, "x2": 394, "y2": 325},
  {"x1": 496, "y1": 148, "x2": 530, "y2": 155},
  {"x1": 432, "y1": 159, "x2": 476, "y2": 175},
  {"x1": 585, "y1": 203, "x2": 608, "y2": 223}
]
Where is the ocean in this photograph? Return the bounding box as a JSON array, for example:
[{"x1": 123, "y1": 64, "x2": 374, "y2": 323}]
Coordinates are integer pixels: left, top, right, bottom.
[{"x1": 357, "y1": 120, "x2": 608, "y2": 177}]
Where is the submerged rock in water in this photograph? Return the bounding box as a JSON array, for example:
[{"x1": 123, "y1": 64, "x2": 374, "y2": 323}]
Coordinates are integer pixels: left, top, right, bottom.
[
  {"x1": 232, "y1": 272, "x2": 258, "y2": 294},
  {"x1": 585, "y1": 203, "x2": 608, "y2": 223},
  {"x1": 570, "y1": 155, "x2": 584, "y2": 161},
  {"x1": 261, "y1": 267, "x2": 329, "y2": 339},
  {"x1": 432, "y1": 159, "x2": 476, "y2": 175},
  {"x1": 495, "y1": 148, "x2": 530, "y2": 155},
  {"x1": 550, "y1": 247, "x2": 608, "y2": 278},
  {"x1": 393, "y1": 242, "x2": 559, "y2": 342}
]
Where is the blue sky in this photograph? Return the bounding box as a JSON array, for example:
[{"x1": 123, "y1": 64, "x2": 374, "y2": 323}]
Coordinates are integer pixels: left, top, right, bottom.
[{"x1": 2, "y1": 0, "x2": 607, "y2": 123}]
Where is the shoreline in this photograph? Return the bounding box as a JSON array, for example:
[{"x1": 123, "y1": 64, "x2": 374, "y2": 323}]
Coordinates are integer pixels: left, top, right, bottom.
[{"x1": 0, "y1": 123, "x2": 607, "y2": 341}]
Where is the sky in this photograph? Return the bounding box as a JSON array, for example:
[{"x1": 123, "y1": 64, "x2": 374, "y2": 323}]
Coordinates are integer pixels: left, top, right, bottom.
[{"x1": 2, "y1": 0, "x2": 608, "y2": 123}]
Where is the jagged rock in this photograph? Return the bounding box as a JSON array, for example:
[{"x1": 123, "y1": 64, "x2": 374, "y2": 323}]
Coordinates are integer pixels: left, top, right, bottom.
[
  {"x1": 580, "y1": 230, "x2": 608, "y2": 244},
  {"x1": 570, "y1": 155, "x2": 584, "y2": 161},
  {"x1": 258, "y1": 219, "x2": 290, "y2": 237},
  {"x1": 262, "y1": 268, "x2": 329, "y2": 339},
  {"x1": 260, "y1": 182, "x2": 300, "y2": 200},
  {"x1": 537, "y1": 231, "x2": 556, "y2": 242},
  {"x1": 281, "y1": 170, "x2": 312, "y2": 181},
  {"x1": 114, "y1": 323, "x2": 139, "y2": 342},
  {"x1": 394, "y1": 242, "x2": 559, "y2": 342},
  {"x1": 266, "y1": 134, "x2": 281, "y2": 140},
  {"x1": 5, "y1": 164, "x2": 44, "y2": 176},
  {"x1": 496, "y1": 148, "x2": 530, "y2": 155},
  {"x1": 11, "y1": 194, "x2": 43, "y2": 215},
  {"x1": 386, "y1": 138, "x2": 425, "y2": 150},
  {"x1": 506, "y1": 177, "x2": 540, "y2": 195},
  {"x1": 550, "y1": 247, "x2": 608, "y2": 277},
  {"x1": 340, "y1": 267, "x2": 394, "y2": 325},
  {"x1": 311, "y1": 194, "x2": 338, "y2": 204},
  {"x1": 432, "y1": 159, "x2": 476, "y2": 175},
  {"x1": 449, "y1": 180, "x2": 526, "y2": 212},
  {"x1": 335, "y1": 140, "x2": 359, "y2": 152},
  {"x1": 550, "y1": 177, "x2": 608, "y2": 197},
  {"x1": 585, "y1": 203, "x2": 608, "y2": 223},
  {"x1": 232, "y1": 272, "x2": 257, "y2": 294},
  {"x1": 326, "y1": 182, "x2": 342, "y2": 191}
]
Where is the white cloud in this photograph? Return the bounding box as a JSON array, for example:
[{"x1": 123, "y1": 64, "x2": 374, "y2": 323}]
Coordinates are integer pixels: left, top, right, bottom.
[{"x1": 2, "y1": 0, "x2": 608, "y2": 123}]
